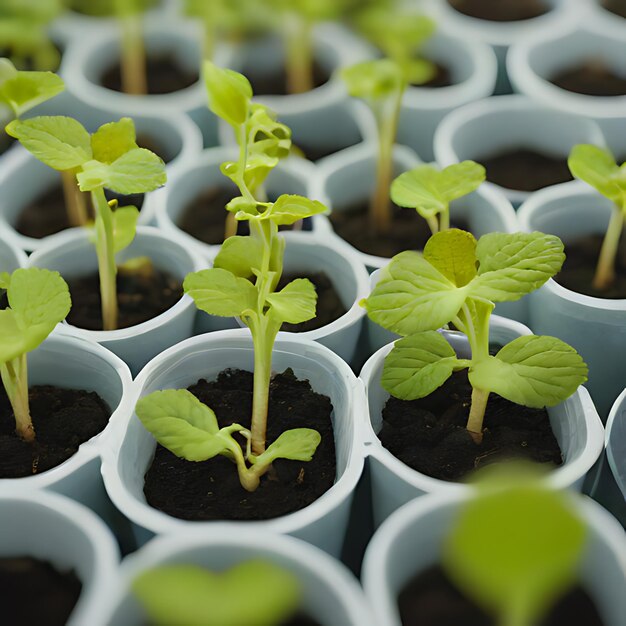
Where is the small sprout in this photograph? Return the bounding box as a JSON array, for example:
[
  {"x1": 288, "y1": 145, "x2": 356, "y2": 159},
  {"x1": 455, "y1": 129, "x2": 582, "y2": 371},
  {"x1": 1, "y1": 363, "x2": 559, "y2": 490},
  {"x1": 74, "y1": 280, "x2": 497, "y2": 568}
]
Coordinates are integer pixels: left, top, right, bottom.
[
  {"x1": 444, "y1": 465, "x2": 587, "y2": 626},
  {"x1": 391, "y1": 161, "x2": 486, "y2": 235},
  {"x1": 7, "y1": 115, "x2": 166, "y2": 330},
  {"x1": 0, "y1": 268, "x2": 71, "y2": 442},
  {"x1": 112, "y1": 0, "x2": 149, "y2": 95},
  {"x1": 568, "y1": 144, "x2": 626, "y2": 292},
  {"x1": 341, "y1": 59, "x2": 406, "y2": 235},
  {"x1": 363, "y1": 229, "x2": 587, "y2": 442},
  {"x1": 132, "y1": 560, "x2": 301, "y2": 626}
]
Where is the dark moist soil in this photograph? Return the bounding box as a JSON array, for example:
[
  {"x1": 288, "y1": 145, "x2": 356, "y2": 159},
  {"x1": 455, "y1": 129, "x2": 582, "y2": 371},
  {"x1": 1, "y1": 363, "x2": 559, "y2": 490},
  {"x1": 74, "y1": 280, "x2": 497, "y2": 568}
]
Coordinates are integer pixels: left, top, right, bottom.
[
  {"x1": 398, "y1": 566, "x2": 603, "y2": 626},
  {"x1": 329, "y1": 201, "x2": 470, "y2": 258},
  {"x1": 480, "y1": 149, "x2": 572, "y2": 192},
  {"x1": 0, "y1": 385, "x2": 110, "y2": 478},
  {"x1": 447, "y1": 0, "x2": 549, "y2": 21},
  {"x1": 101, "y1": 54, "x2": 198, "y2": 95},
  {"x1": 292, "y1": 134, "x2": 362, "y2": 162},
  {"x1": 603, "y1": 0, "x2": 626, "y2": 18},
  {"x1": 417, "y1": 62, "x2": 453, "y2": 88},
  {"x1": 0, "y1": 557, "x2": 82, "y2": 626},
  {"x1": 66, "y1": 268, "x2": 182, "y2": 330},
  {"x1": 278, "y1": 272, "x2": 347, "y2": 333},
  {"x1": 244, "y1": 60, "x2": 329, "y2": 96},
  {"x1": 143, "y1": 369, "x2": 336, "y2": 521},
  {"x1": 555, "y1": 234, "x2": 626, "y2": 299},
  {"x1": 551, "y1": 61, "x2": 626, "y2": 97},
  {"x1": 0, "y1": 133, "x2": 15, "y2": 157},
  {"x1": 283, "y1": 615, "x2": 320, "y2": 626},
  {"x1": 379, "y1": 370, "x2": 562, "y2": 482}
]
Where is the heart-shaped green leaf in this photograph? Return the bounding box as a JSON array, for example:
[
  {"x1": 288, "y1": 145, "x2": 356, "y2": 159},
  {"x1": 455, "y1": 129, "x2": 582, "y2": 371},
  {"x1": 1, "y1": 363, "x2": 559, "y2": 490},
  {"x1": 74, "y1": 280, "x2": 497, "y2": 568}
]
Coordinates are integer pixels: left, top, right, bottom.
[{"x1": 266, "y1": 278, "x2": 317, "y2": 325}]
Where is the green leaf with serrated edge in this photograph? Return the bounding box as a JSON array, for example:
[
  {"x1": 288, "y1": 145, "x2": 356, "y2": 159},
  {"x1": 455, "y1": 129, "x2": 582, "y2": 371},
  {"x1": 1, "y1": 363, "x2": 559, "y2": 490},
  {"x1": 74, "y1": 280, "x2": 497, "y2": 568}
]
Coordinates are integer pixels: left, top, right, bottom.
[
  {"x1": 568, "y1": 144, "x2": 626, "y2": 210},
  {"x1": 0, "y1": 65, "x2": 64, "y2": 118},
  {"x1": 184, "y1": 268, "x2": 258, "y2": 317},
  {"x1": 91, "y1": 118, "x2": 137, "y2": 164},
  {"x1": 204, "y1": 61, "x2": 251, "y2": 127},
  {"x1": 382, "y1": 331, "x2": 464, "y2": 400},
  {"x1": 266, "y1": 279, "x2": 317, "y2": 325},
  {"x1": 225, "y1": 195, "x2": 259, "y2": 217},
  {"x1": 6, "y1": 116, "x2": 91, "y2": 170},
  {"x1": 468, "y1": 335, "x2": 588, "y2": 408},
  {"x1": 444, "y1": 482, "x2": 586, "y2": 626},
  {"x1": 214, "y1": 236, "x2": 263, "y2": 279},
  {"x1": 132, "y1": 561, "x2": 300, "y2": 626},
  {"x1": 423, "y1": 229, "x2": 478, "y2": 287},
  {"x1": 111, "y1": 205, "x2": 139, "y2": 254},
  {"x1": 363, "y1": 250, "x2": 469, "y2": 336},
  {"x1": 78, "y1": 148, "x2": 166, "y2": 194},
  {"x1": 341, "y1": 59, "x2": 404, "y2": 100},
  {"x1": 471, "y1": 232, "x2": 565, "y2": 303},
  {"x1": 0, "y1": 272, "x2": 9, "y2": 289},
  {"x1": 255, "y1": 429, "x2": 321, "y2": 467},
  {"x1": 261, "y1": 195, "x2": 327, "y2": 226}
]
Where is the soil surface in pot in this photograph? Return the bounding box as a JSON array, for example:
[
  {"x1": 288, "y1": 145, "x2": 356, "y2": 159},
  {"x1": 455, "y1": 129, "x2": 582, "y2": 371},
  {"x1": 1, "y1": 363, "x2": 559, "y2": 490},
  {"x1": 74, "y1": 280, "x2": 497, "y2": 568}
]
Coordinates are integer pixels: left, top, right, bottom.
[
  {"x1": 378, "y1": 371, "x2": 562, "y2": 482},
  {"x1": 480, "y1": 149, "x2": 572, "y2": 192},
  {"x1": 0, "y1": 557, "x2": 82, "y2": 626},
  {"x1": 551, "y1": 61, "x2": 626, "y2": 97},
  {"x1": 283, "y1": 615, "x2": 320, "y2": 626},
  {"x1": 244, "y1": 60, "x2": 329, "y2": 96},
  {"x1": 292, "y1": 134, "x2": 362, "y2": 163},
  {"x1": 102, "y1": 54, "x2": 198, "y2": 94},
  {"x1": 0, "y1": 385, "x2": 110, "y2": 478},
  {"x1": 555, "y1": 234, "x2": 626, "y2": 299},
  {"x1": 603, "y1": 0, "x2": 626, "y2": 18},
  {"x1": 329, "y1": 202, "x2": 470, "y2": 258},
  {"x1": 278, "y1": 272, "x2": 347, "y2": 332},
  {"x1": 447, "y1": 0, "x2": 548, "y2": 20},
  {"x1": 398, "y1": 565, "x2": 603, "y2": 626},
  {"x1": 0, "y1": 133, "x2": 15, "y2": 157},
  {"x1": 66, "y1": 267, "x2": 182, "y2": 330},
  {"x1": 416, "y1": 62, "x2": 453, "y2": 88},
  {"x1": 144, "y1": 368, "x2": 336, "y2": 521}
]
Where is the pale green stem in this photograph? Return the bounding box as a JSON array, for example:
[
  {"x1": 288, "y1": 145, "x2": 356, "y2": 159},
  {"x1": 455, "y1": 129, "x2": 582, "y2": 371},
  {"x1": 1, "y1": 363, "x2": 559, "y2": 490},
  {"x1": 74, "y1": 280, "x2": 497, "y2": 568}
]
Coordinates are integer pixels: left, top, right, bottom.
[
  {"x1": 440, "y1": 204, "x2": 450, "y2": 231},
  {"x1": 285, "y1": 14, "x2": 313, "y2": 95},
  {"x1": 1, "y1": 354, "x2": 34, "y2": 442},
  {"x1": 91, "y1": 188, "x2": 118, "y2": 331},
  {"x1": 593, "y1": 208, "x2": 624, "y2": 291},
  {"x1": 120, "y1": 15, "x2": 147, "y2": 95},
  {"x1": 61, "y1": 170, "x2": 89, "y2": 227},
  {"x1": 202, "y1": 20, "x2": 215, "y2": 62},
  {"x1": 426, "y1": 215, "x2": 439, "y2": 236},
  {"x1": 467, "y1": 387, "x2": 490, "y2": 443}
]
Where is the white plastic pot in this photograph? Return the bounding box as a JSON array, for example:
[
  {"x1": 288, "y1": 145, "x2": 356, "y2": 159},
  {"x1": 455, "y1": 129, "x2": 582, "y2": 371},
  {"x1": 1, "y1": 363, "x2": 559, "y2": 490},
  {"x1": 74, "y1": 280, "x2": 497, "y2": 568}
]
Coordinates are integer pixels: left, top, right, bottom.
[
  {"x1": 606, "y1": 388, "x2": 626, "y2": 502},
  {"x1": 27, "y1": 226, "x2": 204, "y2": 375},
  {"x1": 518, "y1": 183, "x2": 626, "y2": 419},
  {"x1": 103, "y1": 530, "x2": 374, "y2": 626},
  {"x1": 359, "y1": 315, "x2": 605, "y2": 526},
  {"x1": 433, "y1": 94, "x2": 606, "y2": 207},
  {"x1": 507, "y1": 23, "x2": 626, "y2": 155},
  {"x1": 0, "y1": 234, "x2": 27, "y2": 272},
  {"x1": 100, "y1": 329, "x2": 365, "y2": 557},
  {"x1": 0, "y1": 491, "x2": 119, "y2": 626},
  {"x1": 362, "y1": 491, "x2": 626, "y2": 626}
]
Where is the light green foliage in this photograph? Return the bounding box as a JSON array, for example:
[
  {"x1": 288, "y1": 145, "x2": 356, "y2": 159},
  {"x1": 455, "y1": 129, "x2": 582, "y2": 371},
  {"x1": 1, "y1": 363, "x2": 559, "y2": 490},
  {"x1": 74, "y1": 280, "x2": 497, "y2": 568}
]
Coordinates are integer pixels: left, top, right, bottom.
[
  {"x1": 68, "y1": 0, "x2": 156, "y2": 17},
  {"x1": 444, "y1": 472, "x2": 587, "y2": 626},
  {"x1": 341, "y1": 58, "x2": 405, "y2": 101},
  {"x1": 391, "y1": 162, "x2": 485, "y2": 234},
  {"x1": 132, "y1": 561, "x2": 301, "y2": 626},
  {"x1": 204, "y1": 63, "x2": 252, "y2": 127},
  {"x1": 364, "y1": 229, "x2": 586, "y2": 436}
]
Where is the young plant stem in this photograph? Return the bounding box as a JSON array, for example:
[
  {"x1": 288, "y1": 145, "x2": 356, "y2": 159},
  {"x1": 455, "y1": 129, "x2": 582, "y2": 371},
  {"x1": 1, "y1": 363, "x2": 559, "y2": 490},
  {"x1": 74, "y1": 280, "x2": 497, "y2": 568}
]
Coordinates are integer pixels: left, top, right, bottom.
[
  {"x1": 440, "y1": 205, "x2": 450, "y2": 231},
  {"x1": 61, "y1": 170, "x2": 89, "y2": 227},
  {"x1": 1, "y1": 354, "x2": 34, "y2": 442},
  {"x1": 592, "y1": 209, "x2": 624, "y2": 291},
  {"x1": 426, "y1": 215, "x2": 439, "y2": 235},
  {"x1": 120, "y1": 15, "x2": 147, "y2": 95},
  {"x1": 285, "y1": 14, "x2": 313, "y2": 95},
  {"x1": 91, "y1": 188, "x2": 118, "y2": 331},
  {"x1": 466, "y1": 387, "x2": 490, "y2": 444}
]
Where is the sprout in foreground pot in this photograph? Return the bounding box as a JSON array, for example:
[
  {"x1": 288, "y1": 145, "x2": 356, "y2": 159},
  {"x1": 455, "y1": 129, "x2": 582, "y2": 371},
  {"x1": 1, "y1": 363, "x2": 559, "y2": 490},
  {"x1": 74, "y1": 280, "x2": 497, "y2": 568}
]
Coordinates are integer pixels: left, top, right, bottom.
[
  {"x1": 363, "y1": 229, "x2": 588, "y2": 443},
  {"x1": 135, "y1": 64, "x2": 327, "y2": 492},
  {"x1": 0, "y1": 267, "x2": 70, "y2": 442},
  {"x1": 7, "y1": 115, "x2": 166, "y2": 330},
  {"x1": 568, "y1": 145, "x2": 626, "y2": 292},
  {"x1": 390, "y1": 161, "x2": 485, "y2": 235},
  {"x1": 133, "y1": 560, "x2": 302, "y2": 626}
]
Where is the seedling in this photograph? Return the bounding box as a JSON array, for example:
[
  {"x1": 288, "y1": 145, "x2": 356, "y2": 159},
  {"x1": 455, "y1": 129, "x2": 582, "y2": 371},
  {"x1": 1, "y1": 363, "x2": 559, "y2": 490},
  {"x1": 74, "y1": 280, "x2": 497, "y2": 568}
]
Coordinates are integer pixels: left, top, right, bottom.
[
  {"x1": 7, "y1": 115, "x2": 166, "y2": 330},
  {"x1": 444, "y1": 466, "x2": 587, "y2": 626},
  {"x1": 341, "y1": 59, "x2": 405, "y2": 235},
  {"x1": 112, "y1": 0, "x2": 150, "y2": 95},
  {"x1": 0, "y1": 267, "x2": 71, "y2": 442},
  {"x1": 363, "y1": 229, "x2": 587, "y2": 442},
  {"x1": 568, "y1": 144, "x2": 626, "y2": 291},
  {"x1": 391, "y1": 161, "x2": 485, "y2": 235},
  {"x1": 0, "y1": 0, "x2": 63, "y2": 71},
  {"x1": 133, "y1": 560, "x2": 301, "y2": 626}
]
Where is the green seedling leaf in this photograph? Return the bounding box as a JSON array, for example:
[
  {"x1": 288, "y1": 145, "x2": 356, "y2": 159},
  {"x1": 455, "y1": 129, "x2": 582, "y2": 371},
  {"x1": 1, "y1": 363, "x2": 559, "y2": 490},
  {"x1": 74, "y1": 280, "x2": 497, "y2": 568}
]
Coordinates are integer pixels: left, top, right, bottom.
[
  {"x1": 469, "y1": 335, "x2": 588, "y2": 408},
  {"x1": 382, "y1": 331, "x2": 465, "y2": 400},
  {"x1": 255, "y1": 428, "x2": 322, "y2": 466},
  {"x1": 568, "y1": 144, "x2": 626, "y2": 211},
  {"x1": 224, "y1": 195, "x2": 259, "y2": 218},
  {"x1": 262, "y1": 195, "x2": 327, "y2": 226},
  {"x1": 91, "y1": 117, "x2": 138, "y2": 164},
  {"x1": 6, "y1": 116, "x2": 91, "y2": 170},
  {"x1": 111, "y1": 205, "x2": 139, "y2": 254},
  {"x1": 423, "y1": 228, "x2": 478, "y2": 287},
  {"x1": 444, "y1": 481, "x2": 586, "y2": 626},
  {"x1": 266, "y1": 278, "x2": 317, "y2": 325},
  {"x1": 204, "y1": 61, "x2": 252, "y2": 127},
  {"x1": 391, "y1": 162, "x2": 485, "y2": 219},
  {"x1": 214, "y1": 235, "x2": 263, "y2": 279},
  {"x1": 247, "y1": 104, "x2": 291, "y2": 160},
  {"x1": 341, "y1": 58, "x2": 404, "y2": 100},
  {"x1": 132, "y1": 561, "x2": 301, "y2": 626},
  {"x1": 184, "y1": 268, "x2": 258, "y2": 317},
  {"x1": 0, "y1": 271, "x2": 9, "y2": 289}
]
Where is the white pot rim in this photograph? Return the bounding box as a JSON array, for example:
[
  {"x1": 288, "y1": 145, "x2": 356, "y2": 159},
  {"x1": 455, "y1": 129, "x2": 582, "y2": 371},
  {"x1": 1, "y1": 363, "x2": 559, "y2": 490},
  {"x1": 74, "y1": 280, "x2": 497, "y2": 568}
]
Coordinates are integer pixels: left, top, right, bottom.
[
  {"x1": 605, "y1": 387, "x2": 626, "y2": 499},
  {"x1": 0, "y1": 232, "x2": 28, "y2": 268},
  {"x1": 100, "y1": 329, "x2": 365, "y2": 536}
]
